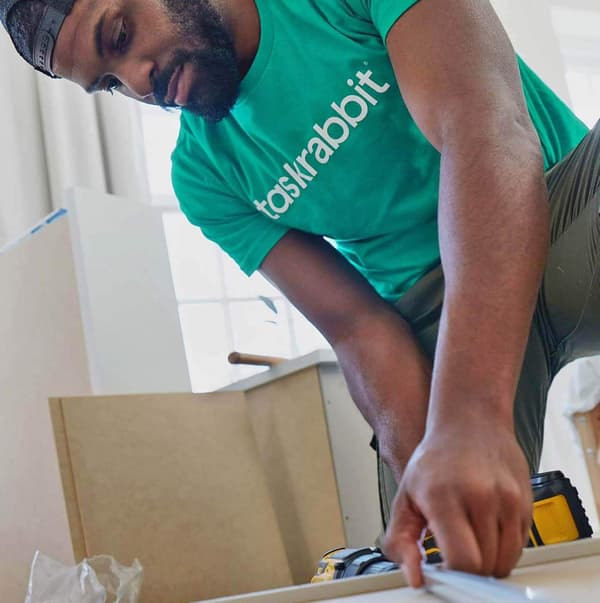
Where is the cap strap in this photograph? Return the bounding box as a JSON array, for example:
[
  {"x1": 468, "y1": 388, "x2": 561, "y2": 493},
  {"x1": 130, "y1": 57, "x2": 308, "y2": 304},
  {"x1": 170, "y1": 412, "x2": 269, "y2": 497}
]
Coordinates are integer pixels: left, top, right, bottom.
[{"x1": 32, "y1": 4, "x2": 65, "y2": 76}]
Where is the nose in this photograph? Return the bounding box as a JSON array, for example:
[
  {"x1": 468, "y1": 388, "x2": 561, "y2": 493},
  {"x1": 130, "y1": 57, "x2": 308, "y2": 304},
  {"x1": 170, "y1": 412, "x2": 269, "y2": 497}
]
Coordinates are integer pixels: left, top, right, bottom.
[{"x1": 117, "y1": 56, "x2": 156, "y2": 100}]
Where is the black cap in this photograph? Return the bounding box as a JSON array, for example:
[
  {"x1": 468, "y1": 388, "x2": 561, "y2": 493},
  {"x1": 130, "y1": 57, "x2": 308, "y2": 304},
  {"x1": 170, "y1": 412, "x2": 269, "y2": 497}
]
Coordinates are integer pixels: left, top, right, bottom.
[{"x1": 1, "y1": 0, "x2": 74, "y2": 77}]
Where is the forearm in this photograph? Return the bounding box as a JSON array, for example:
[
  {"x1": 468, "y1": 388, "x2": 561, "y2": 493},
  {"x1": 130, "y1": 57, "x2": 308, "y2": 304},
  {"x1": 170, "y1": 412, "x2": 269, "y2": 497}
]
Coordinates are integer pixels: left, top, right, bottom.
[
  {"x1": 332, "y1": 311, "x2": 432, "y2": 480},
  {"x1": 259, "y1": 230, "x2": 433, "y2": 477},
  {"x1": 429, "y1": 115, "x2": 549, "y2": 433}
]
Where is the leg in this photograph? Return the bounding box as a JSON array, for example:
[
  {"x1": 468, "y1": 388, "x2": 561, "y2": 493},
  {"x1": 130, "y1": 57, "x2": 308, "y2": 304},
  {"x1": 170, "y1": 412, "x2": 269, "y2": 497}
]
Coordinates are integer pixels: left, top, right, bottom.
[
  {"x1": 516, "y1": 121, "x2": 600, "y2": 475},
  {"x1": 542, "y1": 121, "x2": 600, "y2": 365}
]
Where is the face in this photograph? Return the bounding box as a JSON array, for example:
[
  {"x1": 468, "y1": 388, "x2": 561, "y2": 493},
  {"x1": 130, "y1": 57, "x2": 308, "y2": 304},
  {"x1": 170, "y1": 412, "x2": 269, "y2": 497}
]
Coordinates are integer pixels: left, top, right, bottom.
[{"x1": 53, "y1": 0, "x2": 241, "y2": 121}]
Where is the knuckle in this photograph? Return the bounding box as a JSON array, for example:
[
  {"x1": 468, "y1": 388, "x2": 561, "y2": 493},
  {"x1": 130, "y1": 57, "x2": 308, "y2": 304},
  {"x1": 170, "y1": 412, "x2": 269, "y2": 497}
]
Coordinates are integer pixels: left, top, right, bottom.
[
  {"x1": 502, "y1": 487, "x2": 522, "y2": 511},
  {"x1": 460, "y1": 481, "x2": 496, "y2": 510},
  {"x1": 522, "y1": 495, "x2": 534, "y2": 517},
  {"x1": 382, "y1": 532, "x2": 399, "y2": 554},
  {"x1": 382, "y1": 541, "x2": 400, "y2": 561},
  {"x1": 382, "y1": 533, "x2": 409, "y2": 560},
  {"x1": 470, "y1": 483, "x2": 493, "y2": 505},
  {"x1": 446, "y1": 552, "x2": 483, "y2": 575},
  {"x1": 500, "y1": 482, "x2": 528, "y2": 515},
  {"x1": 423, "y1": 482, "x2": 448, "y2": 501}
]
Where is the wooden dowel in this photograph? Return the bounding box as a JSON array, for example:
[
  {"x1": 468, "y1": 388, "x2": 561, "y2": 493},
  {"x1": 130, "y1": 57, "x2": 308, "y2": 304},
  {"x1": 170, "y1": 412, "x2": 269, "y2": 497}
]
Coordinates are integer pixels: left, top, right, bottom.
[{"x1": 228, "y1": 352, "x2": 286, "y2": 367}]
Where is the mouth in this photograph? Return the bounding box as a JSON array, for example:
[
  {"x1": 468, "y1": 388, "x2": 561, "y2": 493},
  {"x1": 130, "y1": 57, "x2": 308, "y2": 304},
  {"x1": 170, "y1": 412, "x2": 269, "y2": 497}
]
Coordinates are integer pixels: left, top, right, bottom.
[
  {"x1": 165, "y1": 64, "x2": 183, "y2": 106},
  {"x1": 164, "y1": 62, "x2": 195, "y2": 108}
]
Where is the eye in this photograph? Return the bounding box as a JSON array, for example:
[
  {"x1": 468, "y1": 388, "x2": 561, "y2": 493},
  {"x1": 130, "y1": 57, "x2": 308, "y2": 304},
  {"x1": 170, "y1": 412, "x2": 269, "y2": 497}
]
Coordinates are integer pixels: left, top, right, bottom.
[
  {"x1": 113, "y1": 19, "x2": 128, "y2": 53},
  {"x1": 104, "y1": 76, "x2": 122, "y2": 95}
]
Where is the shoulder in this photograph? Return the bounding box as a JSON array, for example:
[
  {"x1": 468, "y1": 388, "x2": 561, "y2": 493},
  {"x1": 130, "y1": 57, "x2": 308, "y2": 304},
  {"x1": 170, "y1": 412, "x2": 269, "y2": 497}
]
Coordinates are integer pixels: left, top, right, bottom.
[{"x1": 337, "y1": 0, "x2": 424, "y2": 40}]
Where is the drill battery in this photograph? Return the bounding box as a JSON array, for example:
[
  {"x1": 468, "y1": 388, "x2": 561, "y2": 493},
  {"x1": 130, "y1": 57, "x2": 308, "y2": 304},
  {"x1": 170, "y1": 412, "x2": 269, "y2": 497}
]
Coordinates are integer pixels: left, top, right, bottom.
[
  {"x1": 312, "y1": 470, "x2": 593, "y2": 583},
  {"x1": 528, "y1": 470, "x2": 592, "y2": 546}
]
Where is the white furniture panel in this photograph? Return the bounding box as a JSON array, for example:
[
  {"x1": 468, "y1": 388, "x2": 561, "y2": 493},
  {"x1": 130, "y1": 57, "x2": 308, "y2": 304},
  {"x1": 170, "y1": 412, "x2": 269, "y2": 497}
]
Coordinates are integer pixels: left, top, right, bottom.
[
  {"x1": 65, "y1": 187, "x2": 190, "y2": 394},
  {"x1": 200, "y1": 538, "x2": 600, "y2": 603},
  {"x1": 0, "y1": 191, "x2": 190, "y2": 603}
]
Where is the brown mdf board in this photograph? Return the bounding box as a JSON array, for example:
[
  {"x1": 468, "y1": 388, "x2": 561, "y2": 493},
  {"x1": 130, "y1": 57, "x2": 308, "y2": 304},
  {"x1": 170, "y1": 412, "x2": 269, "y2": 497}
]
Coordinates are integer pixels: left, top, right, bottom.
[
  {"x1": 50, "y1": 393, "x2": 293, "y2": 603},
  {"x1": 245, "y1": 367, "x2": 346, "y2": 585},
  {"x1": 0, "y1": 216, "x2": 91, "y2": 603},
  {"x1": 574, "y1": 405, "x2": 600, "y2": 521}
]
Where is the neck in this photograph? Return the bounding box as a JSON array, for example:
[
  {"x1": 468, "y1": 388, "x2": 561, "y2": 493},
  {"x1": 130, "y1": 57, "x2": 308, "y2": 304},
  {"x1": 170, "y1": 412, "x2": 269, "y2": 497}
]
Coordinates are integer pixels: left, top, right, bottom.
[{"x1": 222, "y1": 0, "x2": 260, "y2": 78}]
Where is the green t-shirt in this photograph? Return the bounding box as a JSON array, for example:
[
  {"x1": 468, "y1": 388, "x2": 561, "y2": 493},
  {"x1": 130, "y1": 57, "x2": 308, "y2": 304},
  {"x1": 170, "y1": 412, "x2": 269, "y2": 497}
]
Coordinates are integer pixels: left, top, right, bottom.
[{"x1": 172, "y1": 0, "x2": 588, "y2": 304}]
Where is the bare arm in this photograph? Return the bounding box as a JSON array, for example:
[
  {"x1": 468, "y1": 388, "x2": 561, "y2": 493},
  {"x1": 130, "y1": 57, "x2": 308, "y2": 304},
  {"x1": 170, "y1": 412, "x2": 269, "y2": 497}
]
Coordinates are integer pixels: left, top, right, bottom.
[
  {"x1": 386, "y1": 0, "x2": 548, "y2": 439},
  {"x1": 261, "y1": 230, "x2": 432, "y2": 472},
  {"x1": 382, "y1": 0, "x2": 547, "y2": 584}
]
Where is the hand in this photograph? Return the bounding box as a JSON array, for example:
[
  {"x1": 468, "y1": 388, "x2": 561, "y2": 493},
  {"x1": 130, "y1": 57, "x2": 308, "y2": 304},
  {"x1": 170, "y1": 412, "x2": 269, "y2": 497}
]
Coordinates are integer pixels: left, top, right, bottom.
[{"x1": 382, "y1": 423, "x2": 532, "y2": 588}]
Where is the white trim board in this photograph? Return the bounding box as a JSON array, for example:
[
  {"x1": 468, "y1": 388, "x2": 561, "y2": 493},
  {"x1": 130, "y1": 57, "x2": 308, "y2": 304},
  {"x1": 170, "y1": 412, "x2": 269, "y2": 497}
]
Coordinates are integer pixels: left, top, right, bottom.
[{"x1": 196, "y1": 538, "x2": 600, "y2": 603}]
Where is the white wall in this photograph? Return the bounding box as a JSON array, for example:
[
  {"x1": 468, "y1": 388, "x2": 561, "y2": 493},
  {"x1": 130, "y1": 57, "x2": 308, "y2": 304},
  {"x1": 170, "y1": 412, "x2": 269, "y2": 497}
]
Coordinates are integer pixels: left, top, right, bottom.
[{"x1": 492, "y1": 0, "x2": 571, "y2": 103}]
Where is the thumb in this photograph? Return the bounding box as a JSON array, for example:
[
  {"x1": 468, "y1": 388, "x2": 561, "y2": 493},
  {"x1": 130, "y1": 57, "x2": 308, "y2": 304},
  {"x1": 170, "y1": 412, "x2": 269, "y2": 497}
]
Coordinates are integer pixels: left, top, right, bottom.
[{"x1": 382, "y1": 493, "x2": 427, "y2": 588}]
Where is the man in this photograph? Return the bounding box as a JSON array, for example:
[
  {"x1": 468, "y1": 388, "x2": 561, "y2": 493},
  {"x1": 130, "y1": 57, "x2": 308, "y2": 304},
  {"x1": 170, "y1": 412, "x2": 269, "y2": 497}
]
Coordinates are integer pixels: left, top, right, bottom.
[{"x1": 2, "y1": 0, "x2": 597, "y2": 588}]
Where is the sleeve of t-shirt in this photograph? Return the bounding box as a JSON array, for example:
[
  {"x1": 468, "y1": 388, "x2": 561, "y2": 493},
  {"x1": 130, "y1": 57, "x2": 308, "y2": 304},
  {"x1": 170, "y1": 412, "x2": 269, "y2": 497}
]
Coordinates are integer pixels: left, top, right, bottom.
[
  {"x1": 348, "y1": 0, "x2": 422, "y2": 41},
  {"x1": 171, "y1": 122, "x2": 289, "y2": 276}
]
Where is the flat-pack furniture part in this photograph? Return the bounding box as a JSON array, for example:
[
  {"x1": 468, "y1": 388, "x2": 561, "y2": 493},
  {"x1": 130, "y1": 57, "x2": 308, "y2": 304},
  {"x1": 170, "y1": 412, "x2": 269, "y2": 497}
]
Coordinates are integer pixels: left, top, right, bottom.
[
  {"x1": 50, "y1": 392, "x2": 293, "y2": 603},
  {"x1": 0, "y1": 189, "x2": 190, "y2": 603},
  {"x1": 197, "y1": 538, "x2": 600, "y2": 603},
  {"x1": 225, "y1": 350, "x2": 382, "y2": 552}
]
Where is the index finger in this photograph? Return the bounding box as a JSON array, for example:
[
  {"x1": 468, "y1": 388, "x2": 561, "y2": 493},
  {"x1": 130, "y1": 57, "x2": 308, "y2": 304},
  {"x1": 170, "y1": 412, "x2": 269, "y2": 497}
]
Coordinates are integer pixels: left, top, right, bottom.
[{"x1": 383, "y1": 496, "x2": 427, "y2": 587}]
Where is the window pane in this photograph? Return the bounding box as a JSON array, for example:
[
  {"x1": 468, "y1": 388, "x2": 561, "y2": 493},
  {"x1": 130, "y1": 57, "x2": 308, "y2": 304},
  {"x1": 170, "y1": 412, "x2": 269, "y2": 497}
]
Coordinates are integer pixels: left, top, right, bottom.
[
  {"x1": 140, "y1": 105, "x2": 180, "y2": 196},
  {"x1": 551, "y1": 7, "x2": 600, "y2": 40},
  {"x1": 565, "y1": 71, "x2": 600, "y2": 128},
  {"x1": 178, "y1": 303, "x2": 233, "y2": 392},
  {"x1": 221, "y1": 252, "x2": 281, "y2": 299},
  {"x1": 551, "y1": 5, "x2": 600, "y2": 129},
  {"x1": 163, "y1": 212, "x2": 224, "y2": 300},
  {"x1": 229, "y1": 300, "x2": 292, "y2": 359}
]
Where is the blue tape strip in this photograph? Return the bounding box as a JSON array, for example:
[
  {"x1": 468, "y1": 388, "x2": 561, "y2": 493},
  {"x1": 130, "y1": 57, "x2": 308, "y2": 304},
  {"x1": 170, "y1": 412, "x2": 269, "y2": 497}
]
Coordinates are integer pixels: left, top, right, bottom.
[{"x1": 0, "y1": 207, "x2": 69, "y2": 255}]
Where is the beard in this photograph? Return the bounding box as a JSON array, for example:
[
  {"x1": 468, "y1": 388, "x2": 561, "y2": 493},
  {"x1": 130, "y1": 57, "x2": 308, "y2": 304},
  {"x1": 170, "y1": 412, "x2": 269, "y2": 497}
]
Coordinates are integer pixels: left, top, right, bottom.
[{"x1": 155, "y1": 0, "x2": 241, "y2": 121}]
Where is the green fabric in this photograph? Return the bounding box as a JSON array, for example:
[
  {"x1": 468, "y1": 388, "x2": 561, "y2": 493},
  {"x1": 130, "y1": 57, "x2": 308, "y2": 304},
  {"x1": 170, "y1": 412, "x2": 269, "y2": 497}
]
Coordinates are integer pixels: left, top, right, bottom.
[{"x1": 172, "y1": 0, "x2": 589, "y2": 304}]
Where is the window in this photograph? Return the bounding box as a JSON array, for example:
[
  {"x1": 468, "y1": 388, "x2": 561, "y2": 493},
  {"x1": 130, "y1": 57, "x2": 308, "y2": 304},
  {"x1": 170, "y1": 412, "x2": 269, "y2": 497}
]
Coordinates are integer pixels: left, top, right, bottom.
[
  {"x1": 139, "y1": 105, "x2": 328, "y2": 392},
  {"x1": 551, "y1": 4, "x2": 600, "y2": 128},
  {"x1": 162, "y1": 210, "x2": 328, "y2": 391}
]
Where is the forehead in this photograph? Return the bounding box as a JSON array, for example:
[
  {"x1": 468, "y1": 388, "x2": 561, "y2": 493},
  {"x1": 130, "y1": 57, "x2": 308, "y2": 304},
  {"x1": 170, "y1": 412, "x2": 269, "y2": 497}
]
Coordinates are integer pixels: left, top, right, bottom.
[
  {"x1": 52, "y1": 0, "x2": 175, "y2": 88},
  {"x1": 52, "y1": 0, "x2": 106, "y2": 82}
]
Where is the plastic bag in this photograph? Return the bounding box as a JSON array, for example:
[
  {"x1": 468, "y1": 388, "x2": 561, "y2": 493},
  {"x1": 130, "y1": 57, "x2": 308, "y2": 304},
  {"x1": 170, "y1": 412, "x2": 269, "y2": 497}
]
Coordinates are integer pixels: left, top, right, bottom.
[{"x1": 24, "y1": 551, "x2": 143, "y2": 603}]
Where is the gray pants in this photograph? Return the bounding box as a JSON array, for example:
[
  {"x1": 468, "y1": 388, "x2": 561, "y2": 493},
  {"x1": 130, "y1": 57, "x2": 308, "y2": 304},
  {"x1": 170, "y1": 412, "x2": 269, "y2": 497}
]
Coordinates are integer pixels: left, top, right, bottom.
[{"x1": 378, "y1": 121, "x2": 600, "y2": 527}]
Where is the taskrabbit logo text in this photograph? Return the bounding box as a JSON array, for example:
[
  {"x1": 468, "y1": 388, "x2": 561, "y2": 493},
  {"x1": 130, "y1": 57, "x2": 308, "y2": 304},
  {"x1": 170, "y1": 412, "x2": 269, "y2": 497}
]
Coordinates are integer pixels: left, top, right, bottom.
[{"x1": 253, "y1": 68, "x2": 391, "y2": 220}]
